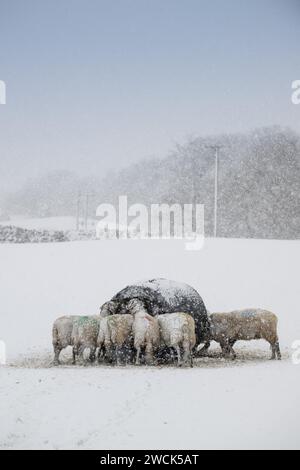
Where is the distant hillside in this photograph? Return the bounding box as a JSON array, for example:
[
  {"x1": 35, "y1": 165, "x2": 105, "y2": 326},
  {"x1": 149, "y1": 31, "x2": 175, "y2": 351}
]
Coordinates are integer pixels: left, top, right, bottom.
[{"x1": 3, "y1": 127, "x2": 300, "y2": 239}]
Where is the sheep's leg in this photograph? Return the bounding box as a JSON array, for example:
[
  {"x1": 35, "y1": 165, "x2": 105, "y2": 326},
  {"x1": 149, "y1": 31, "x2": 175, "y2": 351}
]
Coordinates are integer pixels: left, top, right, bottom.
[
  {"x1": 175, "y1": 345, "x2": 181, "y2": 366},
  {"x1": 220, "y1": 341, "x2": 231, "y2": 359},
  {"x1": 170, "y1": 348, "x2": 176, "y2": 363},
  {"x1": 53, "y1": 345, "x2": 61, "y2": 366},
  {"x1": 145, "y1": 343, "x2": 154, "y2": 365},
  {"x1": 182, "y1": 341, "x2": 190, "y2": 366},
  {"x1": 190, "y1": 349, "x2": 194, "y2": 368},
  {"x1": 275, "y1": 341, "x2": 282, "y2": 360},
  {"x1": 183, "y1": 342, "x2": 193, "y2": 368},
  {"x1": 230, "y1": 348, "x2": 237, "y2": 360},
  {"x1": 89, "y1": 346, "x2": 96, "y2": 363},
  {"x1": 72, "y1": 346, "x2": 77, "y2": 365},
  {"x1": 135, "y1": 346, "x2": 141, "y2": 365},
  {"x1": 78, "y1": 345, "x2": 85, "y2": 364},
  {"x1": 104, "y1": 341, "x2": 113, "y2": 363},
  {"x1": 269, "y1": 338, "x2": 282, "y2": 360},
  {"x1": 97, "y1": 346, "x2": 103, "y2": 363},
  {"x1": 228, "y1": 341, "x2": 237, "y2": 360},
  {"x1": 116, "y1": 346, "x2": 122, "y2": 366},
  {"x1": 219, "y1": 341, "x2": 227, "y2": 358},
  {"x1": 270, "y1": 342, "x2": 277, "y2": 360},
  {"x1": 222, "y1": 339, "x2": 236, "y2": 359}
]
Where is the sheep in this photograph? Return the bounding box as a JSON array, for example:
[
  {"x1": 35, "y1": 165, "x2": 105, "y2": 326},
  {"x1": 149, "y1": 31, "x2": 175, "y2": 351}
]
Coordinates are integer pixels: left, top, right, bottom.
[
  {"x1": 71, "y1": 315, "x2": 100, "y2": 364},
  {"x1": 157, "y1": 312, "x2": 196, "y2": 367},
  {"x1": 52, "y1": 315, "x2": 80, "y2": 365},
  {"x1": 207, "y1": 309, "x2": 281, "y2": 360},
  {"x1": 97, "y1": 314, "x2": 134, "y2": 365},
  {"x1": 127, "y1": 299, "x2": 160, "y2": 365}
]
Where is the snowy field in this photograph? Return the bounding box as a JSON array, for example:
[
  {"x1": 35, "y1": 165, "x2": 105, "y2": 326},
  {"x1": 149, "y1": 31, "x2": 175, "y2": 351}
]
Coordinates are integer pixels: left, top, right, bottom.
[{"x1": 0, "y1": 237, "x2": 300, "y2": 449}]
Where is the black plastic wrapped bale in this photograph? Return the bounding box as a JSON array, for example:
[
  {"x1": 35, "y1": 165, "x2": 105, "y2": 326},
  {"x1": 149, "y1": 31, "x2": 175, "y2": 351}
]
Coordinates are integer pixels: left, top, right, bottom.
[{"x1": 111, "y1": 278, "x2": 209, "y2": 346}]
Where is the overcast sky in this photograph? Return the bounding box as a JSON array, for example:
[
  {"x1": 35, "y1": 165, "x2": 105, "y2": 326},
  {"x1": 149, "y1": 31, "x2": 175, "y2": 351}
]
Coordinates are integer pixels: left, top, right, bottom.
[{"x1": 0, "y1": 0, "x2": 299, "y2": 191}]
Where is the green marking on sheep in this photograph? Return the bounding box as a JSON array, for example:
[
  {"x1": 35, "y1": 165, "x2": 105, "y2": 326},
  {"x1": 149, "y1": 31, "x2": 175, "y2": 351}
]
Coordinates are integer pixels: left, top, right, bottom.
[{"x1": 75, "y1": 316, "x2": 91, "y2": 326}]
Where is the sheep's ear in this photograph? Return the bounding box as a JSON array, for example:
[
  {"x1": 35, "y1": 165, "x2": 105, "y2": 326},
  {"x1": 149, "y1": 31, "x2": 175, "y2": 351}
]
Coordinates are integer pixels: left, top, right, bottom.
[
  {"x1": 109, "y1": 301, "x2": 118, "y2": 313},
  {"x1": 127, "y1": 299, "x2": 134, "y2": 310}
]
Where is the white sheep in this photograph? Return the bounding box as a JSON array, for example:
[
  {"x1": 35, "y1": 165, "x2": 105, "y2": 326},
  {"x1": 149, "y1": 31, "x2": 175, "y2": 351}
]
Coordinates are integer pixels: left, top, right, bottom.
[
  {"x1": 157, "y1": 312, "x2": 196, "y2": 367},
  {"x1": 97, "y1": 314, "x2": 134, "y2": 365},
  {"x1": 207, "y1": 309, "x2": 281, "y2": 360},
  {"x1": 127, "y1": 299, "x2": 160, "y2": 365},
  {"x1": 52, "y1": 315, "x2": 80, "y2": 365},
  {"x1": 71, "y1": 315, "x2": 100, "y2": 364}
]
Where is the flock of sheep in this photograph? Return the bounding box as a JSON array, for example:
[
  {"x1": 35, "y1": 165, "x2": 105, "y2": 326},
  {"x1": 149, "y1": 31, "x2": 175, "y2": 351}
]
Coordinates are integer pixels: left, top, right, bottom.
[{"x1": 52, "y1": 279, "x2": 281, "y2": 367}]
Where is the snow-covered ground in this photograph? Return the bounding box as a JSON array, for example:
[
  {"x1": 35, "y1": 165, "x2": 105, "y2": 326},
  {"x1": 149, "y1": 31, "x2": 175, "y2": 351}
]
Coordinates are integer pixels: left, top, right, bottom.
[{"x1": 0, "y1": 238, "x2": 300, "y2": 449}]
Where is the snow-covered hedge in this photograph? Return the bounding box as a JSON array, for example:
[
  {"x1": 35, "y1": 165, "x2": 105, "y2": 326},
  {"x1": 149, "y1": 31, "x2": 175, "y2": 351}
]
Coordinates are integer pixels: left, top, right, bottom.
[
  {"x1": 0, "y1": 225, "x2": 68, "y2": 244},
  {"x1": 0, "y1": 225, "x2": 123, "y2": 243}
]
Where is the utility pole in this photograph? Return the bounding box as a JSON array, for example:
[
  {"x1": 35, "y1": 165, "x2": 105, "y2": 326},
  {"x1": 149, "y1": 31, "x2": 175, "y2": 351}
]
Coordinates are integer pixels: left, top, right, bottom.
[
  {"x1": 85, "y1": 194, "x2": 89, "y2": 231},
  {"x1": 190, "y1": 153, "x2": 198, "y2": 233},
  {"x1": 206, "y1": 145, "x2": 223, "y2": 238},
  {"x1": 76, "y1": 191, "x2": 81, "y2": 231}
]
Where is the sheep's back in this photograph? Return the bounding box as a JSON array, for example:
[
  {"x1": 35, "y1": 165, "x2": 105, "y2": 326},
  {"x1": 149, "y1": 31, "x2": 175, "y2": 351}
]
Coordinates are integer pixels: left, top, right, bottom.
[
  {"x1": 211, "y1": 310, "x2": 278, "y2": 341},
  {"x1": 108, "y1": 314, "x2": 133, "y2": 346},
  {"x1": 72, "y1": 316, "x2": 99, "y2": 346},
  {"x1": 53, "y1": 315, "x2": 79, "y2": 347}
]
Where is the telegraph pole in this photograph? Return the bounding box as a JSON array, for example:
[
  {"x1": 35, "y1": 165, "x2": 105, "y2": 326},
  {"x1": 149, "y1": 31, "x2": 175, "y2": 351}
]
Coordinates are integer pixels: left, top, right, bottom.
[
  {"x1": 206, "y1": 145, "x2": 223, "y2": 238},
  {"x1": 76, "y1": 191, "x2": 81, "y2": 231}
]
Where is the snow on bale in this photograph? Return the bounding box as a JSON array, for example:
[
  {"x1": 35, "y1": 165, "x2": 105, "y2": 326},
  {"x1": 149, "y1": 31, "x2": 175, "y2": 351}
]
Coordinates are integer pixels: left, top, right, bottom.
[{"x1": 110, "y1": 278, "x2": 209, "y2": 346}]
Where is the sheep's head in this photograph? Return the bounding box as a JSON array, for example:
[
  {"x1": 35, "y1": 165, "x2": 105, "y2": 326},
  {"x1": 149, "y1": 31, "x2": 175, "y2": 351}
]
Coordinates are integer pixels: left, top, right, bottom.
[
  {"x1": 127, "y1": 299, "x2": 154, "y2": 321},
  {"x1": 126, "y1": 298, "x2": 145, "y2": 314},
  {"x1": 127, "y1": 298, "x2": 143, "y2": 312},
  {"x1": 100, "y1": 300, "x2": 118, "y2": 318}
]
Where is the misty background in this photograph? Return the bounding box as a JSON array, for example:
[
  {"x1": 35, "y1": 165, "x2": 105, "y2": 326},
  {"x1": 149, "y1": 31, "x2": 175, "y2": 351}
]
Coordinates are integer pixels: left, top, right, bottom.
[{"x1": 0, "y1": 0, "x2": 299, "y2": 239}]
